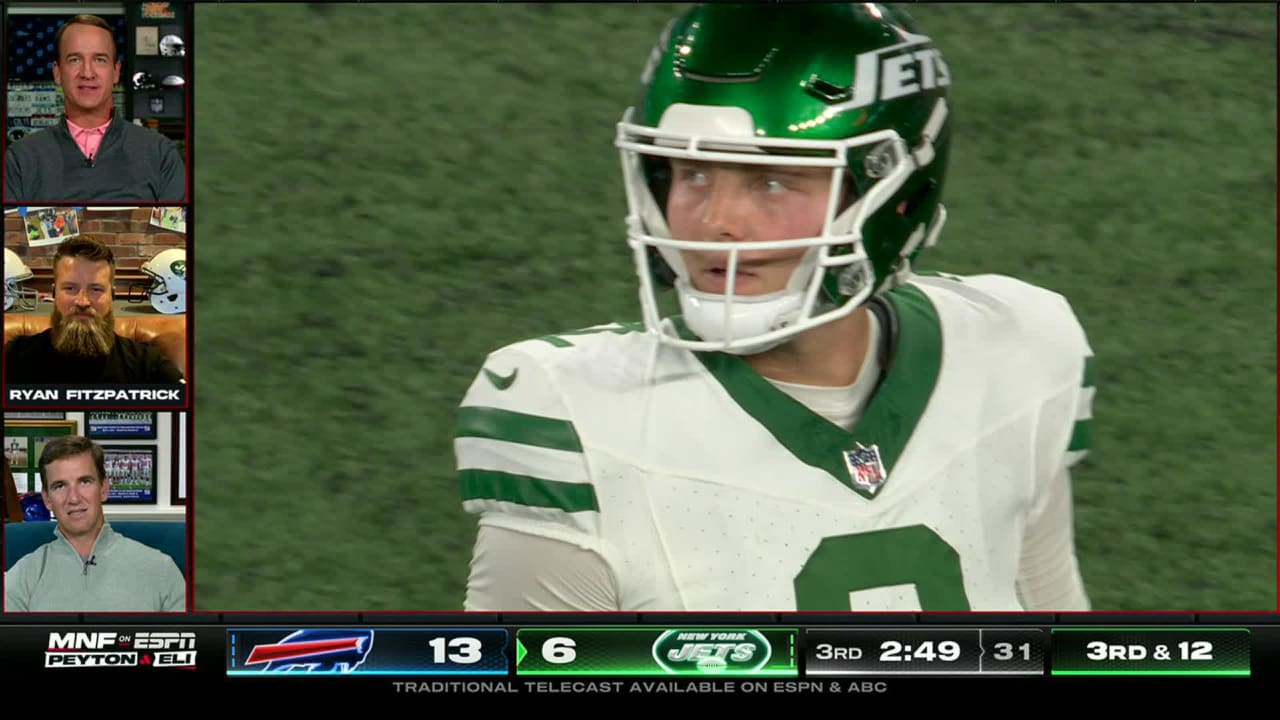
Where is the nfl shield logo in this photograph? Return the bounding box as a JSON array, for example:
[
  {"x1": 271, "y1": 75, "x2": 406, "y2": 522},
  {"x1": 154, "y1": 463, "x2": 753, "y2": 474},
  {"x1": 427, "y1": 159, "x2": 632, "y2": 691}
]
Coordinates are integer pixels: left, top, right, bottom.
[{"x1": 843, "y1": 444, "x2": 888, "y2": 495}]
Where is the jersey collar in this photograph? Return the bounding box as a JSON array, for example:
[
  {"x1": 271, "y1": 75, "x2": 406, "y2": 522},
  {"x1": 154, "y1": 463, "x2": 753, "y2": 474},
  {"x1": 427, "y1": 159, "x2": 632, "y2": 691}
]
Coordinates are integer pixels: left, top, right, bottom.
[
  {"x1": 675, "y1": 282, "x2": 942, "y2": 499},
  {"x1": 55, "y1": 520, "x2": 118, "y2": 559}
]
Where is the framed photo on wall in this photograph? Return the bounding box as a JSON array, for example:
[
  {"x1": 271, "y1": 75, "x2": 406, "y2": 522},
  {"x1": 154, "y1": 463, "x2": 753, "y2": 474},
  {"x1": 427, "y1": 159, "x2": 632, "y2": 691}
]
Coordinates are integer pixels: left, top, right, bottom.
[
  {"x1": 171, "y1": 412, "x2": 187, "y2": 506},
  {"x1": 86, "y1": 411, "x2": 158, "y2": 440},
  {"x1": 20, "y1": 206, "x2": 82, "y2": 247},
  {"x1": 4, "y1": 411, "x2": 66, "y2": 420},
  {"x1": 103, "y1": 445, "x2": 157, "y2": 504},
  {"x1": 2, "y1": 419, "x2": 78, "y2": 493}
]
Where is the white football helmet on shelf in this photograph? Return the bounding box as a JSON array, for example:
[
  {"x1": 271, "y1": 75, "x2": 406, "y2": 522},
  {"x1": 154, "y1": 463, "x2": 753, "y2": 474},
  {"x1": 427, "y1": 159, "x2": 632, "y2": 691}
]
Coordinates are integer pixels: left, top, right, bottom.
[
  {"x1": 4, "y1": 247, "x2": 38, "y2": 311},
  {"x1": 130, "y1": 248, "x2": 187, "y2": 314},
  {"x1": 160, "y1": 34, "x2": 185, "y2": 57}
]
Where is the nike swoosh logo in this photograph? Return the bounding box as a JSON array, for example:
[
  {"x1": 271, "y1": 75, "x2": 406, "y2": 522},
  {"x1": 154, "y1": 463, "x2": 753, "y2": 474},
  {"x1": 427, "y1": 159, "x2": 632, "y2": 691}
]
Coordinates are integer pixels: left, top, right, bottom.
[{"x1": 482, "y1": 367, "x2": 518, "y2": 390}]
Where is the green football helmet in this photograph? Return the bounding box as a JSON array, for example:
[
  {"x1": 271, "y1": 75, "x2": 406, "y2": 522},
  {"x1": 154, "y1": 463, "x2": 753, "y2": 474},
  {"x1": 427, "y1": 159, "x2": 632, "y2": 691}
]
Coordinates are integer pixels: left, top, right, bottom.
[{"x1": 617, "y1": 3, "x2": 952, "y2": 354}]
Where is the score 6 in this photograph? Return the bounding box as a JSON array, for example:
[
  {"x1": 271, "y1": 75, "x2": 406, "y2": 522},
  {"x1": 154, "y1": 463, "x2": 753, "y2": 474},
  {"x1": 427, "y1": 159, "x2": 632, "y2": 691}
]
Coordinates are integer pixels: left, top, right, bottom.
[{"x1": 542, "y1": 636, "x2": 577, "y2": 664}]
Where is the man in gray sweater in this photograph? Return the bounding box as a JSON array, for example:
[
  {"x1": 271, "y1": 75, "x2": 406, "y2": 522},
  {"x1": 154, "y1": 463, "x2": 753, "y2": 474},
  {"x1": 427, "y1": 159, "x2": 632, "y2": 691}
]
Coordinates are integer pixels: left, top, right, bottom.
[
  {"x1": 3, "y1": 14, "x2": 185, "y2": 202},
  {"x1": 4, "y1": 436, "x2": 186, "y2": 612}
]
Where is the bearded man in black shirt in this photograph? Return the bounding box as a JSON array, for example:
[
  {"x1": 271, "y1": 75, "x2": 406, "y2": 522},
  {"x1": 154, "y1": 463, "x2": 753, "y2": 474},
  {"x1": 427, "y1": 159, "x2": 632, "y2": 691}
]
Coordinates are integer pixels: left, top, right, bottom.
[{"x1": 4, "y1": 236, "x2": 183, "y2": 384}]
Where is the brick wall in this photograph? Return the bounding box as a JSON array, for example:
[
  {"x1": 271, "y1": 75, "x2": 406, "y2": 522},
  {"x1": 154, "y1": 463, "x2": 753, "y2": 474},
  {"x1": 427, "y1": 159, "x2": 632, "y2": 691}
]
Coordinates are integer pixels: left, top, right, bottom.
[{"x1": 4, "y1": 208, "x2": 185, "y2": 270}]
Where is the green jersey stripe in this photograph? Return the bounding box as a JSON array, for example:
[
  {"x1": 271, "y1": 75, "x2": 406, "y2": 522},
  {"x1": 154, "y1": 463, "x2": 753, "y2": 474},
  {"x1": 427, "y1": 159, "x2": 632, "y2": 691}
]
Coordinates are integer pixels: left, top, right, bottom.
[
  {"x1": 1082, "y1": 355, "x2": 1096, "y2": 388},
  {"x1": 535, "y1": 322, "x2": 644, "y2": 348},
  {"x1": 1067, "y1": 419, "x2": 1092, "y2": 452},
  {"x1": 455, "y1": 437, "x2": 590, "y2": 486},
  {"x1": 460, "y1": 468, "x2": 599, "y2": 512},
  {"x1": 457, "y1": 406, "x2": 583, "y2": 452}
]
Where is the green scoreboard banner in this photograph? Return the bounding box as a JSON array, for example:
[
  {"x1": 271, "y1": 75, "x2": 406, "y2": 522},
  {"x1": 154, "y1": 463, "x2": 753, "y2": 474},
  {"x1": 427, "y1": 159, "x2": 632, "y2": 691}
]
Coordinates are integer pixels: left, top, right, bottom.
[
  {"x1": 1050, "y1": 628, "x2": 1251, "y2": 676},
  {"x1": 514, "y1": 627, "x2": 798, "y2": 676}
]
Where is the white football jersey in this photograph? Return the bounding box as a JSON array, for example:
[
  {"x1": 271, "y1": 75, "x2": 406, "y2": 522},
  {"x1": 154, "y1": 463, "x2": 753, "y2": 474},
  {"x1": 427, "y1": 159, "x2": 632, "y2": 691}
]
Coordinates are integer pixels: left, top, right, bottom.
[{"x1": 456, "y1": 273, "x2": 1094, "y2": 611}]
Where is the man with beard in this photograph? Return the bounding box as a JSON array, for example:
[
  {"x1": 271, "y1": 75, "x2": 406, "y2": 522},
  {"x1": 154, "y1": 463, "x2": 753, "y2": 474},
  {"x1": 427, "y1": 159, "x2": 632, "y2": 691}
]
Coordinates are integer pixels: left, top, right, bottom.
[
  {"x1": 3, "y1": 14, "x2": 186, "y2": 202},
  {"x1": 3, "y1": 236, "x2": 184, "y2": 383}
]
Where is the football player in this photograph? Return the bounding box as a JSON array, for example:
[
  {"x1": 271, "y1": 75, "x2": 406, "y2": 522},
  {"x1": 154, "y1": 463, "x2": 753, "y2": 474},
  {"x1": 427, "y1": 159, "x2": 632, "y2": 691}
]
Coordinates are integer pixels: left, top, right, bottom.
[{"x1": 456, "y1": 3, "x2": 1093, "y2": 611}]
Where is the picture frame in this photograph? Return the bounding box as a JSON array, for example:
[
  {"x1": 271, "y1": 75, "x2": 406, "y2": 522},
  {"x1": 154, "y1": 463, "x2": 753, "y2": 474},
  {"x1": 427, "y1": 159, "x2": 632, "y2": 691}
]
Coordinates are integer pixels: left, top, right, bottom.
[
  {"x1": 136, "y1": 25, "x2": 159, "y2": 55},
  {"x1": 171, "y1": 412, "x2": 187, "y2": 506},
  {"x1": 20, "y1": 206, "x2": 82, "y2": 247},
  {"x1": 141, "y1": 2, "x2": 177, "y2": 20},
  {"x1": 2, "y1": 419, "x2": 78, "y2": 493},
  {"x1": 4, "y1": 411, "x2": 66, "y2": 420},
  {"x1": 149, "y1": 206, "x2": 186, "y2": 233},
  {"x1": 86, "y1": 411, "x2": 158, "y2": 440},
  {"x1": 102, "y1": 445, "x2": 158, "y2": 505},
  {"x1": 4, "y1": 455, "x2": 23, "y2": 522}
]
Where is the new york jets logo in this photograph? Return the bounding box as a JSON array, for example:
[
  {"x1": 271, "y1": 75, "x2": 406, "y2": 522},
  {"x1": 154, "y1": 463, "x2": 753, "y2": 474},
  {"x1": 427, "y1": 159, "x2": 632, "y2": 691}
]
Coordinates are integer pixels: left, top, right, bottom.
[
  {"x1": 170, "y1": 260, "x2": 186, "y2": 278},
  {"x1": 816, "y1": 32, "x2": 951, "y2": 112},
  {"x1": 651, "y1": 629, "x2": 772, "y2": 675}
]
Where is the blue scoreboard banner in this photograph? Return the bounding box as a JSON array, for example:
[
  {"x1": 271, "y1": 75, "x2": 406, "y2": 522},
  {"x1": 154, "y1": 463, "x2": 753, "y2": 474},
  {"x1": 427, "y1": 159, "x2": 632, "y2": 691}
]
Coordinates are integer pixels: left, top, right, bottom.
[{"x1": 226, "y1": 628, "x2": 508, "y2": 676}]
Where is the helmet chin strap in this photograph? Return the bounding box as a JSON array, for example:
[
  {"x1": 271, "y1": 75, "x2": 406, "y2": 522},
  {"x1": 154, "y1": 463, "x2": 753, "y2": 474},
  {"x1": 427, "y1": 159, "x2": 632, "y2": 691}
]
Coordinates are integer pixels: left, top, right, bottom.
[
  {"x1": 676, "y1": 278, "x2": 802, "y2": 355},
  {"x1": 674, "y1": 247, "x2": 823, "y2": 355}
]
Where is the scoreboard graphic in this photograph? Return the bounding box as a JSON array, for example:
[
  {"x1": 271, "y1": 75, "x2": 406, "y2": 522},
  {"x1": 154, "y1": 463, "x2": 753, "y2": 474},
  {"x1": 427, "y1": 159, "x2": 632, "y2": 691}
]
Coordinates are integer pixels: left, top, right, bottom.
[
  {"x1": 515, "y1": 627, "x2": 798, "y2": 676},
  {"x1": 224, "y1": 626, "x2": 797, "y2": 677},
  {"x1": 225, "y1": 628, "x2": 508, "y2": 676},
  {"x1": 219, "y1": 625, "x2": 1253, "y2": 678},
  {"x1": 0, "y1": 622, "x2": 1267, "y2": 697},
  {"x1": 804, "y1": 628, "x2": 1044, "y2": 675},
  {"x1": 1050, "y1": 628, "x2": 1251, "y2": 676}
]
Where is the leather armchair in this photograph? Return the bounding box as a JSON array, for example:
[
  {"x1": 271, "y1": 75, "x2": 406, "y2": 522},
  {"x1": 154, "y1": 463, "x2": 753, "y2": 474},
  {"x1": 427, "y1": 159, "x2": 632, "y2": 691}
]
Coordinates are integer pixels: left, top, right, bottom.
[{"x1": 3, "y1": 314, "x2": 186, "y2": 373}]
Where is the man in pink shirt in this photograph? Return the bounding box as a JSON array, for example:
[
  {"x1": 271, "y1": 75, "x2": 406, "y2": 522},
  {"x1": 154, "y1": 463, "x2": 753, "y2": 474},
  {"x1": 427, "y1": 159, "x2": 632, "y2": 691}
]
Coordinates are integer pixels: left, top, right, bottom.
[{"x1": 3, "y1": 14, "x2": 186, "y2": 202}]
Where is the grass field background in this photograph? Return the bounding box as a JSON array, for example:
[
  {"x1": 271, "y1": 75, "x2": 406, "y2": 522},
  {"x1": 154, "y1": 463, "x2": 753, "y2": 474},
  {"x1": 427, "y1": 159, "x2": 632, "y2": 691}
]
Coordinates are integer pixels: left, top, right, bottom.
[{"x1": 192, "y1": 3, "x2": 1276, "y2": 611}]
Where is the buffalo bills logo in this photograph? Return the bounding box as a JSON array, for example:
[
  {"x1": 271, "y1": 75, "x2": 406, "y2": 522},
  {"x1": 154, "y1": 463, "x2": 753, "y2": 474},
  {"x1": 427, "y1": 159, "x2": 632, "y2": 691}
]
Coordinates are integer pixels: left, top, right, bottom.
[{"x1": 245, "y1": 629, "x2": 374, "y2": 673}]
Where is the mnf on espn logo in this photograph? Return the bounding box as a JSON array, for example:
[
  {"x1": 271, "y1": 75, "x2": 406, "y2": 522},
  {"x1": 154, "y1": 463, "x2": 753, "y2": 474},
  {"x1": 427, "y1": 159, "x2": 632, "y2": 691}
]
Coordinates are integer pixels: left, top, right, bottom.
[{"x1": 45, "y1": 631, "x2": 197, "y2": 669}]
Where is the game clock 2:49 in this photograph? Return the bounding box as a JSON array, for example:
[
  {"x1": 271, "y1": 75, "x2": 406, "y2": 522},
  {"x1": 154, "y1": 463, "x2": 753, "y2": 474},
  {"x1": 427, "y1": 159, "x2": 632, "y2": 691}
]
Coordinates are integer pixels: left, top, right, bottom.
[{"x1": 878, "y1": 639, "x2": 962, "y2": 663}]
